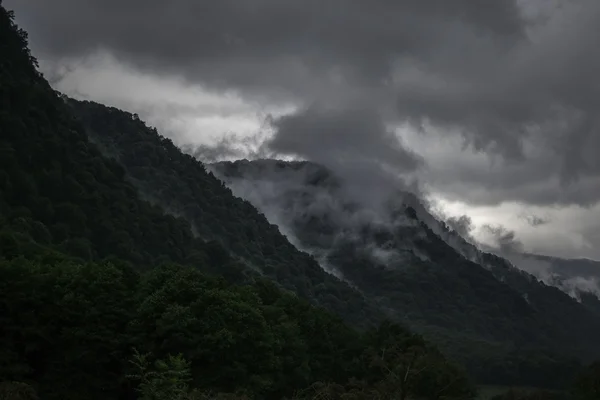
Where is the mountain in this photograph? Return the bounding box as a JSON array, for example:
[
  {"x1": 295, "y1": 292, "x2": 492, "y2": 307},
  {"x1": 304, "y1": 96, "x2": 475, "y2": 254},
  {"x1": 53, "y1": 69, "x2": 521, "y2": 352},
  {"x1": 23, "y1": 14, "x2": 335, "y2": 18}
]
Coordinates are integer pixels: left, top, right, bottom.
[
  {"x1": 208, "y1": 160, "x2": 600, "y2": 374},
  {"x1": 0, "y1": 5, "x2": 478, "y2": 399},
  {"x1": 64, "y1": 90, "x2": 600, "y2": 387},
  {"x1": 67, "y1": 99, "x2": 594, "y2": 385},
  {"x1": 66, "y1": 99, "x2": 381, "y2": 330}
]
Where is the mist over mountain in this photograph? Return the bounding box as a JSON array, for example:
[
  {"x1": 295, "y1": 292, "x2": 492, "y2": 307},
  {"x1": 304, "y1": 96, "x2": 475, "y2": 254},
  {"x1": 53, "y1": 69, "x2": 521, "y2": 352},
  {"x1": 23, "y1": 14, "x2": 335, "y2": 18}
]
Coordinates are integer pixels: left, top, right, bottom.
[
  {"x1": 210, "y1": 157, "x2": 599, "y2": 303},
  {"x1": 209, "y1": 159, "x2": 600, "y2": 297},
  {"x1": 208, "y1": 159, "x2": 600, "y2": 363},
  {"x1": 501, "y1": 252, "x2": 600, "y2": 299}
]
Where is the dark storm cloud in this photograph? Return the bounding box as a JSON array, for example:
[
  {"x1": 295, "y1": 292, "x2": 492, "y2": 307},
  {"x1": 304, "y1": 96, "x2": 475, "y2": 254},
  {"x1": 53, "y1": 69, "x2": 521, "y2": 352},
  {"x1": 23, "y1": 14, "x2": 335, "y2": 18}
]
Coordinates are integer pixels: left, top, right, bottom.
[
  {"x1": 422, "y1": 145, "x2": 600, "y2": 207},
  {"x1": 7, "y1": 0, "x2": 525, "y2": 98},
  {"x1": 7, "y1": 0, "x2": 600, "y2": 208},
  {"x1": 394, "y1": 0, "x2": 600, "y2": 179},
  {"x1": 264, "y1": 103, "x2": 424, "y2": 205},
  {"x1": 267, "y1": 104, "x2": 423, "y2": 172}
]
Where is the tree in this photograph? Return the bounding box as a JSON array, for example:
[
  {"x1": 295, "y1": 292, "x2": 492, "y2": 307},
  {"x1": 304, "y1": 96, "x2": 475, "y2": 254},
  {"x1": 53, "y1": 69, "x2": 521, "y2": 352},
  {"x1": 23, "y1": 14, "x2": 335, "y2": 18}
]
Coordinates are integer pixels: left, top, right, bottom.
[
  {"x1": 0, "y1": 382, "x2": 39, "y2": 400},
  {"x1": 363, "y1": 321, "x2": 475, "y2": 400},
  {"x1": 128, "y1": 350, "x2": 193, "y2": 400},
  {"x1": 573, "y1": 361, "x2": 600, "y2": 400}
]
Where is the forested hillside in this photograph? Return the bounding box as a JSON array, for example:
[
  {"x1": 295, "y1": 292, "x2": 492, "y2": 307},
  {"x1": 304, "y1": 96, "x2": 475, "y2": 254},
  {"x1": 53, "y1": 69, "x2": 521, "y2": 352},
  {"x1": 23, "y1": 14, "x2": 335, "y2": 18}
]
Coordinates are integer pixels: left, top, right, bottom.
[{"x1": 67, "y1": 99, "x2": 381, "y2": 329}]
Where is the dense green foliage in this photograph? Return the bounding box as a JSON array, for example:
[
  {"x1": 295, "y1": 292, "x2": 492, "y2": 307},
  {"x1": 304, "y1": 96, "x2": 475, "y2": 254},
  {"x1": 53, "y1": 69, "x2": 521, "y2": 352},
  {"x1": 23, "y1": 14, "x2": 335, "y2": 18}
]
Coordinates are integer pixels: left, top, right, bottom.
[
  {"x1": 486, "y1": 362, "x2": 600, "y2": 400},
  {"x1": 0, "y1": 255, "x2": 477, "y2": 399},
  {"x1": 571, "y1": 361, "x2": 600, "y2": 400}
]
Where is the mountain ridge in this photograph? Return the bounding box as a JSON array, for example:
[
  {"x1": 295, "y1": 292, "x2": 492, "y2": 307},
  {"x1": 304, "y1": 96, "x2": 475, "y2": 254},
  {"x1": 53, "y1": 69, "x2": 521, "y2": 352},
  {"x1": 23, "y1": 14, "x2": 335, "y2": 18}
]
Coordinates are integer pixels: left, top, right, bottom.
[
  {"x1": 211, "y1": 158, "x2": 600, "y2": 298},
  {"x1": 209, "y1": 159, "x2": 600, "y2": 363}
]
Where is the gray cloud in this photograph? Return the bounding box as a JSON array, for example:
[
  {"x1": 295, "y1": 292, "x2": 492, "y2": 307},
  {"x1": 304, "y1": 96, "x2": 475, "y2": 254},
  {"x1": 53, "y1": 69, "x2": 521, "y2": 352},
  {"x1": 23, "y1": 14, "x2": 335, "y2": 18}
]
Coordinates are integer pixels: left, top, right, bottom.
[
  {"x1": 396, "y1": 0, "x2": 600, "y2": 179},
  {"x1": 446, "y1": 215, "x2": 474, "y2": 239},
  {"x1": 413, "y1": 124, "x2": 600, "y2": 207},
  {"x1": 481, "y1": 224, "x2": 525, "y2": 254},
  {"x1": 7, "y1": 0, "x2": 524, "y2": 99},
  {"x1": 7, "y1": 0, "x2": 600, "y2": 259},
  {"x1": 267, "y1": 103, "x2": 422, "y2": 170},
  {"x1": 265, "y1": 103, "x2": 424, "y2": 206},
  {"x1": 186, "y1": 131, "x2": 273, "y2": 163},
  {"x1": 521, "y1": 214, "x2": 550, "y2": 227},
  {"x1": 184, "y1": 138, "x2": 249, "y2": 164},
  {"x1": 6, "y1": 0, "x2": 530, "y2": 150}
]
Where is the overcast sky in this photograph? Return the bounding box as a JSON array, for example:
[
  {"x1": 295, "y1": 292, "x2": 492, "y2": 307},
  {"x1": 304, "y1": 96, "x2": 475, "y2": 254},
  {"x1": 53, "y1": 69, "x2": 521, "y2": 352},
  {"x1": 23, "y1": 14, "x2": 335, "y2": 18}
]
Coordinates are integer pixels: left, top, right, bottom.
[{"x1": 6, "y1": 0, "x2": 600, "y2": 260}]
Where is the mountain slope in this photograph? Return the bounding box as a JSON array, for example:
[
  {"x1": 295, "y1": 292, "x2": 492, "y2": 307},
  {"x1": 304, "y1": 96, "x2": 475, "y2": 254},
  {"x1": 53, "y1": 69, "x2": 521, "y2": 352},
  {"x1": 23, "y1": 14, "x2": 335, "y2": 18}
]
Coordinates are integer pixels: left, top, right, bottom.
[
  {"x1": 0, "y1": 0, "x2": 375, "y2": 333},
  {"x1": 502, "y1": 252, "x2": 600, "y2": 317},
  {"x1": 505, "y1": 252, "x2": 600, "y2": 295},
  {"x1": 67, "y1": 98, "x2": 380, "y2": 328},
  {"x1": 209, "y1": 160, "x2": 600, "y2": 366},
  {"x1": 0, "y1": 8, "x2": 210, "y2": 270}
]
